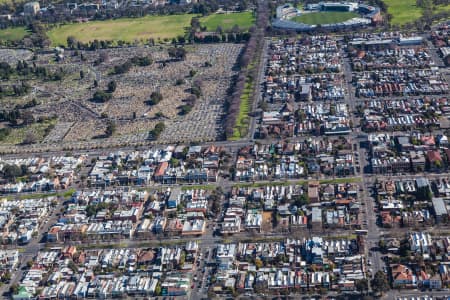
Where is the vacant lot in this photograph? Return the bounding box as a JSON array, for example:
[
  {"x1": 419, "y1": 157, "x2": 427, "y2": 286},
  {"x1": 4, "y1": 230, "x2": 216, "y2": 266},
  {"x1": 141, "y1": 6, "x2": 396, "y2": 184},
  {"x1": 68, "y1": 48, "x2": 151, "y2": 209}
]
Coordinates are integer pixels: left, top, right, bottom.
[
  {"x1": 200, "y1": 11, "x2": 255, "y2": 31},
  {"x1": 47, "y1": 14, "x2": 194, "y2": 46},
  {"x1": 0, "y1": 27, "x2": 29, "y2": 41},
  {"x1": 291, "y1": 11, "x2": 358, "y2": 25}
]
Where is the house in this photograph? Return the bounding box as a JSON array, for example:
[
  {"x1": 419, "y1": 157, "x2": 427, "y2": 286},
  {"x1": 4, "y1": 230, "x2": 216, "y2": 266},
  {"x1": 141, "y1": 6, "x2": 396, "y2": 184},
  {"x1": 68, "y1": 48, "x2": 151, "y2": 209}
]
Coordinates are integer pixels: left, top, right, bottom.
[
  {"x1": 421, "y1": 273, "x2": 442, "y2": 289},
  {"x1": 439, "y1": 263, "x2": 450, "y2": 285},
  {"x1": 245, "y1": 210, "x2": 262, "y2": 232},
  {"x1": 181, "y1": 219, "x2": 205, "y2": 236},
  {"x1": 391, "y1": 264, "x2": 417, "y2": 288},
  {"x1": 221, "y1": 216, "x2": 241, "y2": 234},
  {"x1": 310, "y1": 207, "x2": 322, "y2": 231},
  {"x1": 167, "y1": 188, "x2": 181, "y2": 209},
  {"x1": 411, "y1": 151, "x2": 426, "y2": 172},
  {"x1": 299, "y1": 84, "x2": 313, "y2": 101},
  {"x1": 23, "y1": 1, "x2": 40, "y2": 15},
  {"x1": 308, "y1": 181, "x2": 320, "y2": 203},
  {"x1": 432, "y1": 197, "x2": 448, "y2": 224},
  {"x1": 409, "y1": 232, "x2": 432, "y2": 254}
]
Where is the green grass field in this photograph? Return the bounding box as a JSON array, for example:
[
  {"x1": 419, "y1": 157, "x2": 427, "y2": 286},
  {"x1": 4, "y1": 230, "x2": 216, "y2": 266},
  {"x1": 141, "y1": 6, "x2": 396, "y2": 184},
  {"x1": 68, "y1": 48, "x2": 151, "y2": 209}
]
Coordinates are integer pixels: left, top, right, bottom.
[
  {"x1": 200, "y1": 11, "x2": 255, "y2": 31},
  {"x1": 0, "y1": 27, "x2": 29, "y2": 41},
  {"x1": 47, "y1": 14, "x2": 194, "y2": 46},
  {"x1": 383, "y1": 0, "x2": 450, "y2": 25},
  {"x1": 0, "y1": 119, "x2": 56, "y2": 145},
  {"x1": 382, "y1": 0, "x2": 423, "y2": 25},
  {"x1": 291, "y1": 11, "x2": 358, "y2": 25},
  {"x1": 230, "y1": 80, "x2": 252, "y2": 140},
  {"x1": 434, "y1": 4, "x2": 450, "y2": 13}
]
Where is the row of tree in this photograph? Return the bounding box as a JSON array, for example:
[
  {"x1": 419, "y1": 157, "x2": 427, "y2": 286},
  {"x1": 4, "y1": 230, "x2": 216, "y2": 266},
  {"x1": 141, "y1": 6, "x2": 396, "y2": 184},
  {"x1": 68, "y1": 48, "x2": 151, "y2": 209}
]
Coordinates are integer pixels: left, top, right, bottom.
[
  {"x1": 0, "y1": 59, "x2": 64, "y2": 79},
  {"x1": 224, "y1": 0, "x2": 269, "y2": 139}
]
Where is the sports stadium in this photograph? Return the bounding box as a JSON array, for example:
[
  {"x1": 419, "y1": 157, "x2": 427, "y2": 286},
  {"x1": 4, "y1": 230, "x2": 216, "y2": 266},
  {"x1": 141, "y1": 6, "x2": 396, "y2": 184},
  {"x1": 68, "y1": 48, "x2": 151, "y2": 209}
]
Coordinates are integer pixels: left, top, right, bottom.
[{"x1": 273, "y1": 2, "x2": 382, "y2": 31}]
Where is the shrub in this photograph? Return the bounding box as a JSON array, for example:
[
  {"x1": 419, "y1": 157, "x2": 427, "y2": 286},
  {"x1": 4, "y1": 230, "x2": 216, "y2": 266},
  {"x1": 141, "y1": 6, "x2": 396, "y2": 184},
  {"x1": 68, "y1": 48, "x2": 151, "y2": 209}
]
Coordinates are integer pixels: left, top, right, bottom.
[{"x1": 92, "y1": 90, "x2": 112, "y2": 102}]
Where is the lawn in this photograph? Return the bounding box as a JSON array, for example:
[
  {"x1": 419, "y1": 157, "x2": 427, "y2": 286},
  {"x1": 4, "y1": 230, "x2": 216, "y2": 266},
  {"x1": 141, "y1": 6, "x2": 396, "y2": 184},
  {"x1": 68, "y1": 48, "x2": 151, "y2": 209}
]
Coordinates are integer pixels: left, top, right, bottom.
[
  {"x1": 230, "y1": 80, "x2": 252, "y2": 140},
  {"x1": 199, "y1": 11, "x2": 255, "y2": 31},
  {"x1": 382, "y1": 0, "x2": 423, "y2": 25},
  {"x1": 434, "y1": 4, "x2": 450, "y2": 14},
  {"x1": 1, "y1": 119, "x2": 56, "y2": 145},
  {"x1": 47, "y1": 14, "x2": 194, "y2": 46},
  {"x1": 382, "y1": 0, "x2": 450, "y2": 25},
  {"x1": 291, "y1": 11, "x2": 358, "y2": 25},
  {"x1": 0, "y1": 27, "x2": 29, "y2": 41}
]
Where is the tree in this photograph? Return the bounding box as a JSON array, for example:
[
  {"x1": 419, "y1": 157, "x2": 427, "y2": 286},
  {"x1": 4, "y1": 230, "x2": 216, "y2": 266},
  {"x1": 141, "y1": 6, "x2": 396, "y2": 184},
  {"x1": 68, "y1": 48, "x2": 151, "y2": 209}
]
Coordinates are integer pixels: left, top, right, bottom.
[
  {"x1": 92, "y1": 90, "x2": 112, "y2": 103},
  {"x1": 67, "y1": 36, "x2": 77, "y2": 49},
  {"x1": 23, "y1": 131, "x2": 37, "y2": 144},
  {"x1": 168, "y1": 47, "x2": 187, "y2": 61},
  {"x1": 190, "y1": 17, "x2": 200, "y2": 31},
  {"x1": 2, "y1": 271, "x2": 11, "y2": 282},
  {"x1": 210, "y1": 192, "x2": 221, "y2": 216},
  {"x1": 444, "y1": 55, "x2": 450, "y2": 67},
  {"x1": 2, "y1": 164, "x2": 22, "y2": 180},
  {"x1": 148, "y1": 122, "x2": 165, "y2": 139},
  {"x1": 9, "y1": 283, "x2": 19, "y2": 295},
  {"x1": 26, "y1": 260, "x2": 33, "y2": 268},
  {"x1": 170, "y1": 157, "x2": 180, "y2": 167},
  {"x1": 68, "y1": 261, "x2": 78, "y2": 273},
  {"x1": 371, "y1": 271, "x2": 390, "y2": 295},
  {"x1": 179, "y1": 251, "x2": 186, "y2": 267},
  {"x1": 355, "y1": 278, "x2": 368, "y2": 294},
  {"x1": 255, "y1": 257, "x2": 263, "y2": 269},
  {"x1": 154, "y1": 283, "x2": 161, "y2": 296},
  {"x1": 179, "y1": 105, "x2": 193, "y2": 115},
  {"x1": 191, "y1": 85, "x2": 201, "y2": 98},
  {"x1": 105, "y1": 120, "x2": 116, "y2": 137},
  {"x1": 130, "y1": 55, "x2": 153, "y2": 66},
  {"x1": 148, "y1": 91, "x2": 163, "y2": 105},
  {"x1": 107, "y1": 80, "x2": 117, "y2": 93},
  {"x1": 21, "y1": 111, "x2": 35, "y2": 125},
  {"x1": 112, "y1": 60, "x2": 132, "y2": 74},
  {"x1": 0, "y1": 128, "x2": 11, "y2": 141},
  {"x1": 379, "y1": 239, "x2": 387, "y2": 252}
]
